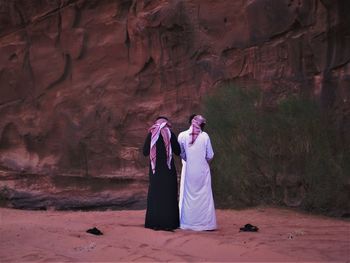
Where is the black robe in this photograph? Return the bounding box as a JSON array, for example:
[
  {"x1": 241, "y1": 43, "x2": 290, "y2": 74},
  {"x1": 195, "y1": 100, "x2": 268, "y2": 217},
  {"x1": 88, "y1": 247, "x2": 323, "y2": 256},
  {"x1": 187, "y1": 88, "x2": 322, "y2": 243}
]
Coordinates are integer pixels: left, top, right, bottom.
[{"x1": 143, "y1": 131, "x2": 181, "y2": 230}]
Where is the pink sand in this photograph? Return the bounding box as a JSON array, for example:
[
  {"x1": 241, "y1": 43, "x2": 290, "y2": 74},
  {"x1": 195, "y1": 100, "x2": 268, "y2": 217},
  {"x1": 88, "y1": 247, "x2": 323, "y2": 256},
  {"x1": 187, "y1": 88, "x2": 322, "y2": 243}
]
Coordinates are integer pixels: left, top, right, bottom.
[{"x1": 0, "y1": 207, "x2": 349, "y2": 262}]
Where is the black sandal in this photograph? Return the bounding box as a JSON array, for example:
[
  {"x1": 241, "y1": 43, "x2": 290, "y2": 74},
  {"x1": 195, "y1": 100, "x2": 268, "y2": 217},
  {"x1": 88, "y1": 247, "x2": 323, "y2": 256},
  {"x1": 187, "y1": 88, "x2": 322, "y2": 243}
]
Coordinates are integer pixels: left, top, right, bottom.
[
  {"x1": 239, "y1": 223, "x2": 259, "y2": 232},
  {"x1": 86, "y1": 227, "x2": 103, "y2": 235}
]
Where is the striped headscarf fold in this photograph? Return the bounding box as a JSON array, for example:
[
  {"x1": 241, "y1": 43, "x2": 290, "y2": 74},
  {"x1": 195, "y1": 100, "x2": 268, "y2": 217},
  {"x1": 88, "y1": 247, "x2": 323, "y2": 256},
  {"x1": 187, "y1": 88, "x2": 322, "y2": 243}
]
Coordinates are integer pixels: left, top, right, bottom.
[
  {"x1": 189, "y1": 115, "x2": 206, "y2": 145},
  {"x1": 149, "y1": 118, "x2": 172, "y2": 174}
]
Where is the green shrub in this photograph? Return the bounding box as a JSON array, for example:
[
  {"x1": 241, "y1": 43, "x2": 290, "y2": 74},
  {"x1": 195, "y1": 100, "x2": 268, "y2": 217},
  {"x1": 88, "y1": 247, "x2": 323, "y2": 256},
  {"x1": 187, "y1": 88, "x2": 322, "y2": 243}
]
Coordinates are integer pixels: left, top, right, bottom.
[
  {"x1": 0, "y1": 186, "x2": 9, "y2": 207},
  {"x1": 204, "y1": 85, "x2": 349, "y2": 215}
]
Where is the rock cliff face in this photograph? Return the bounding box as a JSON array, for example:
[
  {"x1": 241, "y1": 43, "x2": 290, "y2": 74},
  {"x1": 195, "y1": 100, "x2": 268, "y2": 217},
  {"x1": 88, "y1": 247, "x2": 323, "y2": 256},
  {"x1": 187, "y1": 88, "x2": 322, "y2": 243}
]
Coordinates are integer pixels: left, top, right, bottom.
[{"x1": 0, "y1": 0, "x2": 349, "y2": 209}]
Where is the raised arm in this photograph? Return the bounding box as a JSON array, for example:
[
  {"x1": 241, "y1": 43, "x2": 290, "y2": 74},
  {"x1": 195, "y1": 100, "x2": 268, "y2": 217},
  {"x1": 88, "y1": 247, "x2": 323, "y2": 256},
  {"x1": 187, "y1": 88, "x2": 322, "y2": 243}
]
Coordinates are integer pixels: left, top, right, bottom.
[{"x1": 142, "y1": 132, "x2": 151, "y2": 156}]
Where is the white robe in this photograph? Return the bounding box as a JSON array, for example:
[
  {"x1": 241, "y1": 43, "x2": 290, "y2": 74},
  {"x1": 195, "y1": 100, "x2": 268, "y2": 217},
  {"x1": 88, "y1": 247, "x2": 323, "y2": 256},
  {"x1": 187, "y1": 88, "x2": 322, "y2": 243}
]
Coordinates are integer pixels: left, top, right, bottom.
[{"x1": 178, "y1": 128, "x2": 217, "y2": 231}]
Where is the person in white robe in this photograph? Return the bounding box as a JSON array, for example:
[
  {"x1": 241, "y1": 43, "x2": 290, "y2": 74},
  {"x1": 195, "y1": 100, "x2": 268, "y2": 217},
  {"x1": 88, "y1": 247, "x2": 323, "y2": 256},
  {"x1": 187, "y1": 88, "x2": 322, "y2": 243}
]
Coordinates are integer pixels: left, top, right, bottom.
[
  {"x1": 178, "y1": 115, "x2": 217, "y2": 231},
  {"x1": 178, "y1": 114, "x2": 196, "y2": 218}
]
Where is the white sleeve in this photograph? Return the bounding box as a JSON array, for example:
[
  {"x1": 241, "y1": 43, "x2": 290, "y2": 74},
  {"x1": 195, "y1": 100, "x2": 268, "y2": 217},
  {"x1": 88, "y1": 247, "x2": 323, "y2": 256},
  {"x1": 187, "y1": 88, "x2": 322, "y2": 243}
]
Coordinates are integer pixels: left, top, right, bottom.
[
  {"x1": 206, "y1": 135, "x2": 214, "y2": 161},
  {"x1": 178, "y1": 133, "x2": 187, "y2": 161}
]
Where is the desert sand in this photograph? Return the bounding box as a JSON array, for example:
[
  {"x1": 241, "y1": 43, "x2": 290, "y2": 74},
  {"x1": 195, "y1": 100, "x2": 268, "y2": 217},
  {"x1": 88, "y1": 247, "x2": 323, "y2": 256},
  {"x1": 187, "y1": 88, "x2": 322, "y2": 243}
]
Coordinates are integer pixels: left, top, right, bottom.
[{"x1": 0, "y1": 207, "x2": 349, "y2": 262}]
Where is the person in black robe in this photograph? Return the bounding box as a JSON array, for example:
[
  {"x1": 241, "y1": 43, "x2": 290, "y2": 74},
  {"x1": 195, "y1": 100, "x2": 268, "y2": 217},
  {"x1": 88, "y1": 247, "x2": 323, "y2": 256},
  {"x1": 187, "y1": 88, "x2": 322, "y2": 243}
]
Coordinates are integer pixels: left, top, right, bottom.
[{"x1": 142, "y1": 116, "x2": 181, "y2": 231}]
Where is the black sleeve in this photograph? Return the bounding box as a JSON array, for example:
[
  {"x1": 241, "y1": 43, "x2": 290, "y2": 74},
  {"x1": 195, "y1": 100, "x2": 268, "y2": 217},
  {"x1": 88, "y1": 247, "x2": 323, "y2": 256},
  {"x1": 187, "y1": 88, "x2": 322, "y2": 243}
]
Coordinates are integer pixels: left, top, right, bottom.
[
  {"x1": 143, "y1": 133, "x2": 151, "y2": 156},
  {"x1": 171, "y1": 132, "x2": 181, "y2": 156}
]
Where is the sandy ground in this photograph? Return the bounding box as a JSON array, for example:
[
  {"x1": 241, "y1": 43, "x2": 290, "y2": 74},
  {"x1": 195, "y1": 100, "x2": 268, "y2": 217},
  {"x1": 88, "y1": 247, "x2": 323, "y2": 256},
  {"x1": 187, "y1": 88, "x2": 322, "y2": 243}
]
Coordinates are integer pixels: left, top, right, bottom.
[{"x1": 0, "y1": 207, "x2": 349, "y2": 262}]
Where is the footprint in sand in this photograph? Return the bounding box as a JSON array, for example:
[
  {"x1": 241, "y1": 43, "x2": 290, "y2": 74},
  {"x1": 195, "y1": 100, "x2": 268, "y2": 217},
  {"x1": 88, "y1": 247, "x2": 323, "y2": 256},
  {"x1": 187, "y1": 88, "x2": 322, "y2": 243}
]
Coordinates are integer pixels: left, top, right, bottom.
[
  {"x1": 73, "y1": 242, "x2": 96, "y2": 252},
  {"x1": 21, "y1": 253, "x2": 43, "y2": 261}
]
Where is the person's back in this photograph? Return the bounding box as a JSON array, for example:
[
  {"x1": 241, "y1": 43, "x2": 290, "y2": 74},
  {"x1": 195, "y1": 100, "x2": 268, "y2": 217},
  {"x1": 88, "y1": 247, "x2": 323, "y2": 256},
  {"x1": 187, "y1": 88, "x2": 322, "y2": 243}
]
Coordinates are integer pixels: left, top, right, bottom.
[
  {"x1": 143, "y1": 117, "x2": 181, "y2": 231},
  {"x1": 185, "y1": 131, "x2": 211, "y2": 164},
  {"x1": 178, "y1": 115, "x2": 217, "y2": 231}
]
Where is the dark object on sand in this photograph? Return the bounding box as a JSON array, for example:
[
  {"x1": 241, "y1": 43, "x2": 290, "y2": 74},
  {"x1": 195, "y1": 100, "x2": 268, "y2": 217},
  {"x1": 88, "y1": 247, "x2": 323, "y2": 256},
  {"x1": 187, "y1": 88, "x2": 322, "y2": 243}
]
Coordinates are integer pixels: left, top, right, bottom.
[
  {"x1": 239, "y1": 223, "x2": 259, "y2": 232},
  {"x1": 86, "y1": 227, "x2": 103, "y2": 235}
]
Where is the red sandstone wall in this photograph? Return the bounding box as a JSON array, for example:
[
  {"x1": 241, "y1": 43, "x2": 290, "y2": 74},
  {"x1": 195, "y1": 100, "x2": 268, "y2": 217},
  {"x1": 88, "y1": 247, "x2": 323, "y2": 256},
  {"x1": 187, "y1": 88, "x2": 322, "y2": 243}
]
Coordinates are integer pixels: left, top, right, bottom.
[{"x1": 0, "y1": 0, "x2": 349, "y2": 208}]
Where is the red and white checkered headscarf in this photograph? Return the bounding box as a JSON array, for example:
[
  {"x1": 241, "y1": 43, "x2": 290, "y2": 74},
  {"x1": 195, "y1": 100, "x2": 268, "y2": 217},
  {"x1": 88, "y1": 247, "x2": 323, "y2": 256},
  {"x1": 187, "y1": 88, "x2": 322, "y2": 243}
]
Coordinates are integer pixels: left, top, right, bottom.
[
  {"x1": 148, "y1": 118, "x2": 172, "y2": 174},
  {"x1": 189, "y1": 115, "x2": 206, "y2": 145}
]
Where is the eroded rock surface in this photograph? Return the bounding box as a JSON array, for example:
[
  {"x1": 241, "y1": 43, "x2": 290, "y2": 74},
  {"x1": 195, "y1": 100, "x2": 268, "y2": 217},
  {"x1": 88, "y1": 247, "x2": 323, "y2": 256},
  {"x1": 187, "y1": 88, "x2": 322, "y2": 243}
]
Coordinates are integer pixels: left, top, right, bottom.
[{"x1": 0, "y1": 0, "x2": 349, "y2": 209}]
